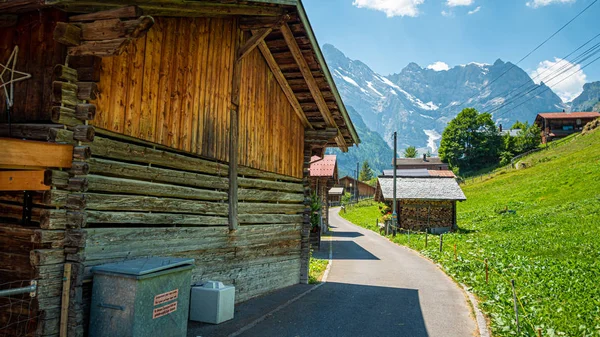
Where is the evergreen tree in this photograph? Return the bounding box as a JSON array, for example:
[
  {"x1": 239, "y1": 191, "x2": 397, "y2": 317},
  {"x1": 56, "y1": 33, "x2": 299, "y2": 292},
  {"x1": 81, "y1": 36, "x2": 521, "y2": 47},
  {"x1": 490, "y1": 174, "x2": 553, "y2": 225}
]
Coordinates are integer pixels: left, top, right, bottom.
[
  {"x1": 359, "y1": 160, "x2": 373, "y2": 181},
  {"x1": 404, "y1": 146, "x2": 418, "y2": 158}
]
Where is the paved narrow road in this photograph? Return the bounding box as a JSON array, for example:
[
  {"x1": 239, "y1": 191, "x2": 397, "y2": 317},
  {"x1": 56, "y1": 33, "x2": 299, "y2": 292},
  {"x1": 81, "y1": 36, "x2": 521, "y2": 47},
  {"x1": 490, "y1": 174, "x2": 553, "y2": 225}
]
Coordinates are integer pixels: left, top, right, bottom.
[{"x1": 240, "y1": 208, "x2": 477, "y2": 337}]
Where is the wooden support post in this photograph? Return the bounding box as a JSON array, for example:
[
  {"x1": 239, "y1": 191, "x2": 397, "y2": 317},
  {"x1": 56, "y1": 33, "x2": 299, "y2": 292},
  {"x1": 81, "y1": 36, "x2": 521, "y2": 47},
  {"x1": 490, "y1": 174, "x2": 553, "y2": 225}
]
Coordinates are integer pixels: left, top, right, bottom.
[
  {"x1": 425, "y1": 231, "x2": 428, "y2": 248},
  {"x1": 60, "y1": 263, "x2": 72, "y2": 337},
  {"x1": 228, "y1": 21, "x2": 243, "y2": 231},
  {"x1": 537, "y1": 328, "x2": 542, "y2": 337}
]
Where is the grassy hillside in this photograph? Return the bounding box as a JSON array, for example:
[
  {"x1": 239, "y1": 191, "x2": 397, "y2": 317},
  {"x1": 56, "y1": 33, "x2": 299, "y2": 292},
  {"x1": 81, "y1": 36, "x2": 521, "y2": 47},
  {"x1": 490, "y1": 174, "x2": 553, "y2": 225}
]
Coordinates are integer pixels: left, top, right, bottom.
[{"x1": 341, "y1": 128, "x2": 600, "y2": 336}]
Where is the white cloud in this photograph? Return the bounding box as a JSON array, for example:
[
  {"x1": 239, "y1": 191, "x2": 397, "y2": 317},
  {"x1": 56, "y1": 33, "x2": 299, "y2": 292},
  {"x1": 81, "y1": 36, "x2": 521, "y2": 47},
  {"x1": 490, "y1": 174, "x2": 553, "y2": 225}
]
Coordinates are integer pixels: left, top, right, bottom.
[
  {"x1": 447, "y1": 0, "x2": 474, "y2": 6},
  {"x1": 352, "y1": 0, "x2": 425, "y2": 17},
  {"x1": 441, "y1": 9, "x2": 454, "y2": 16},
  {"x1": 526, "y1": 0, "x2": 576, "y2": 8},
  {"x1": 427, "y1": 61, "x2": 450, "y2": 71},
  {"x1": 468, "y1": 6, "x2": 481, "y2": 14},
  {"x1": 529, "y1": 57, "x2": 587, "y2": 102}
]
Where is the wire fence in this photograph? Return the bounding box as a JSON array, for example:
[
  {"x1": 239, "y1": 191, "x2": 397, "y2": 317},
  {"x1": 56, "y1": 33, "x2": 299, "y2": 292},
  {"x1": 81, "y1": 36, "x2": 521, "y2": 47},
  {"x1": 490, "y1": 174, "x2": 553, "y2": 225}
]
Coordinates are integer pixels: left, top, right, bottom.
[
  {"x1": 375, "y1": 223, "x2": 542, "y2": 336},
  {"x1": 0, "y1": 280, "x2": 39, "y2": 337}
]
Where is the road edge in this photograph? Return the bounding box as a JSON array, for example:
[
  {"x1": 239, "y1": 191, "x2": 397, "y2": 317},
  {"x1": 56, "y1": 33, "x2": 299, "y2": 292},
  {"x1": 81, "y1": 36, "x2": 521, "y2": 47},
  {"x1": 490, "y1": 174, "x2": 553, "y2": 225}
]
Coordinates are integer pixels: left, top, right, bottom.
[
  {"x1": 336, "y1": 208, "x2": 490, "y2": 337},
  {"x1": 228, "y1": 231, "x2": 334, "y2": 337}
]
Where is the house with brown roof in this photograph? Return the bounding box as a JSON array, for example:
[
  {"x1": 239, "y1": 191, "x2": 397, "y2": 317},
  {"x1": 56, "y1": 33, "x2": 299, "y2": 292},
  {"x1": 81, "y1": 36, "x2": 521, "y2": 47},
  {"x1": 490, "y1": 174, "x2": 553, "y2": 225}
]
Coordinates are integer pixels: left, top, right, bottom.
[
  {"x1": 393, "y1": 154, "x2": 449, "y2": 170},
  {"x1": 308, "y1": 155, "x2": 339, "y2": 246},
  {"x1": 339, "y1": 176, "x2": 376, "y2": 200},
  {"x1": 535, "y1": 112, "x2": 600, "y2": 143}
]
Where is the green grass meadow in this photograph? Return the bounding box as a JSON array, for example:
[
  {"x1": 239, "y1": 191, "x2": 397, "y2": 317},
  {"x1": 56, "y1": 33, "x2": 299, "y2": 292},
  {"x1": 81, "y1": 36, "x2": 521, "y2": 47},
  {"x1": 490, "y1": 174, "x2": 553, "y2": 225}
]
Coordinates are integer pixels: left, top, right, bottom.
[{"x1": 341, "y1": 130, "x2": 600, "y2": 336}]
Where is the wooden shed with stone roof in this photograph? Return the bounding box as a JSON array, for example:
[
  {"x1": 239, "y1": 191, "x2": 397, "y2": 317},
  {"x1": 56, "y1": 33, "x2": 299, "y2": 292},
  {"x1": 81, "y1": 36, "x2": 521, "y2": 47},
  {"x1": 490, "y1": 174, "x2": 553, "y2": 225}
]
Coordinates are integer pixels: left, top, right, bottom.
[
  {"x1": 0, "y1": 0, "x2": 359, "y2": 335},
  {"x1": 375, "y1": 177, "x2": 466, "y2": 233}
]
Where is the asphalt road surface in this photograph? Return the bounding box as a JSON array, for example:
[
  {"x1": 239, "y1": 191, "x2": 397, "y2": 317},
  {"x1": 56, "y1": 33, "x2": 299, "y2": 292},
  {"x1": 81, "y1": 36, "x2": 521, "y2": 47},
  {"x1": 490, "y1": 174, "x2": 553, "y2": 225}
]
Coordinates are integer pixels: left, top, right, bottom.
[{"x1": 239, "y1": 207, "x2": 477, "y2": 337}]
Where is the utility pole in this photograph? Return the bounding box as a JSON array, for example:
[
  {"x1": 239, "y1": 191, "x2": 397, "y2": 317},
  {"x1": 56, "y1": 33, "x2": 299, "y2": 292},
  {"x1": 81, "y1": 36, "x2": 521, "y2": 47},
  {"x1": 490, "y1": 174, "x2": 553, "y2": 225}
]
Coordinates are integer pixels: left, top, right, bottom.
[
  {"x1": 392, "y1": 131, "x2": 397, "y2": 235},
  {"x1": 355, "y1": 162, "x2": 359, "y2": 203}
]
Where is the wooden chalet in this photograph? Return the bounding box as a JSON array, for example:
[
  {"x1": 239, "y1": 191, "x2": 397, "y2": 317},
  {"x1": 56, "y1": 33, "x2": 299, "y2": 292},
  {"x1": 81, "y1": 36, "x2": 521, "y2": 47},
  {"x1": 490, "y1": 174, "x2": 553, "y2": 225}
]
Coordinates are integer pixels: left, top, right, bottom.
[
  {"x1": 327, "y1": 186, "x2": 344, "y2": 206},
  {"x1": 308, "y1": 155, "x2": 338, "y2": 244},
  {"x1": 339, "y1": 176, "x2": 376, "y2": 199},
  {"x1": 375, "y1": 177, "x2": 466, "y2": 234},
  {"x1": 534, "y1": 112, "x2": 600, "y2": 143},
  {"x1": 0, "y1": 0, "x2": 359, "y2": 335}
]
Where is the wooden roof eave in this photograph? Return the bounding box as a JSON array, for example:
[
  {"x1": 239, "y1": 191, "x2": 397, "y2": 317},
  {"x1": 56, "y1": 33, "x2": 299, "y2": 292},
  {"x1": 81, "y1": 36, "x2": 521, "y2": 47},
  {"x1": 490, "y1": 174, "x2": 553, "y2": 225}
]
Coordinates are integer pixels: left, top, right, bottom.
[{"x1": 294, "y1": 0, "x2": 360, "y2": 146}]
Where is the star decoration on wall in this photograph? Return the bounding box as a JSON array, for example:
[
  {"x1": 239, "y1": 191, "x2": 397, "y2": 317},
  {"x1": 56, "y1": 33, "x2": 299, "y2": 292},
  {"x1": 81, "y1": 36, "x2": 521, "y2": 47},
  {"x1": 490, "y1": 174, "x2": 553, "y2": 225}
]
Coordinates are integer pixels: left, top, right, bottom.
[{"x1": 1, "y1": 46, "x2": 32, "y2": 108}]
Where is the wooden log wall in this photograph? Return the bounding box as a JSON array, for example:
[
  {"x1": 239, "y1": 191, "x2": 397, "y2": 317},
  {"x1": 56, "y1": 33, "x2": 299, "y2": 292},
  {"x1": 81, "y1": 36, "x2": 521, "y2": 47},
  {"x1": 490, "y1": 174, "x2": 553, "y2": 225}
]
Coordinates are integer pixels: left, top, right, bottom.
[
  {"x1": 52, "y1": 129, "x2": 306, "y2": 329},
  {"x1": 90, "y1": 17, "x2": 304, "y2": 178},
  {"x1": 0, "y1": 9, "x2": 67, "y2": 123},
  {"x1": 0, "y1": 52, "x2": 94, "y2": 336},
  {"x1": 398, "y1": 199, "x2": 455, "y2": 231}
]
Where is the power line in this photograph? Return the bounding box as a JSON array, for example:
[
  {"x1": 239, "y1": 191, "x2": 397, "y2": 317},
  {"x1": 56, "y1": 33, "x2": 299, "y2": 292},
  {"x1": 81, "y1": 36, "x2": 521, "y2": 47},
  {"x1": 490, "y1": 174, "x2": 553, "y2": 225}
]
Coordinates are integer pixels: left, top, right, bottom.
[
  {"x1": 451, "y1": 0, "x2": 598, "y2": 111},
  {"x1": 484, "y1": 41, "x2": 600, "y2": 117},
  {"x1": 491, "y1": 53, "x2": 600, "y2": 120},
  {"x1": 485, "y1": 33, "x2": 600, "y2": 108}
]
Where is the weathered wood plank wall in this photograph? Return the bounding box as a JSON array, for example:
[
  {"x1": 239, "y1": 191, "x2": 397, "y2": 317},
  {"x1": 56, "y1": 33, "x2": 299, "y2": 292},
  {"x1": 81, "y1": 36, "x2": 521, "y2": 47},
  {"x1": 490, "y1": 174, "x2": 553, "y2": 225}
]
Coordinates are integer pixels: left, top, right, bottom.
[
  {"x1": 0, "y1": 10, "x2": 67, "y2": 123},
  {"x1": 75, "y1": 131, "x2": 304, "y2": 325},
  {"x1": 91, "y1": 17, "x2": 304, "y2": 178}
]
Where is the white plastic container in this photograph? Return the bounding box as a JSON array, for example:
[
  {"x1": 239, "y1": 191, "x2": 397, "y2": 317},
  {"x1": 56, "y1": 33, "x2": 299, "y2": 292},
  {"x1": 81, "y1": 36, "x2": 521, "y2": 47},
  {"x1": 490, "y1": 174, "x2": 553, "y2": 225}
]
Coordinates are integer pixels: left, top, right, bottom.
[{"x1": 189, "y1": 281, "x2": 235, "y2": 324}]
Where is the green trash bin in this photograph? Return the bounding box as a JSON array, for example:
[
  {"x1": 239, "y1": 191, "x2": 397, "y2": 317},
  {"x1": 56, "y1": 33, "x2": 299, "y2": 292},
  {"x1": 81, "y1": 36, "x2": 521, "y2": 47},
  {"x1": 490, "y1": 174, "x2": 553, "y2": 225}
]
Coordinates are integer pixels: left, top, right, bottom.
[{"x1": 89, "y1": 257, "x2": 194, "y2": 337}]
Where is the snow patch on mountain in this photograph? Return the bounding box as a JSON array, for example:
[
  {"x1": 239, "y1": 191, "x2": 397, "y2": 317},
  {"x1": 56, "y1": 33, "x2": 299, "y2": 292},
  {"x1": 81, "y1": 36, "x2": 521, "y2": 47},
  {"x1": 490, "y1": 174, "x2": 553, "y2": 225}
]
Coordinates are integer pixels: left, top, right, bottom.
[
  {"x1": 366, "y1": 81, "x2": 384, "y2": 97},
  {"x1": 423, "y1": 129, "x2": 442, "y2": 153},
  {"x1": 333, "y1": 69, "x2": 360, "y2": 88}
]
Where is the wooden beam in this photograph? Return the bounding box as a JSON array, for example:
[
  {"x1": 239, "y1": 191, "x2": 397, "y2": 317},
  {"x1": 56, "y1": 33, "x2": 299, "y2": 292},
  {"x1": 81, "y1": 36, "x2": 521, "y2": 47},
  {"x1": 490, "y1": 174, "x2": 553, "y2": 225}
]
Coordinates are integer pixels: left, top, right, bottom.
[
  {"x1": 237, "y1": 27, "x2": 272, "y2": 62},
  {"x1": 0, "y1": 138, "x2": 73, "y2": 169},
  {"x1": 280, "y1": 23, "x2": 346, "y2": 150},
  {"x1": 69, "y1": 5, "x2": 142, "y2": 22},
  {"x1": 79, "y1": 16, "x2": 155, "y2": 41},
  {"x1": 256, "y1": 40, "x2": 312, "y2": 129},
  {"x1": 58, "y1": 1, "x2": 285, "y2": 17},
  {"x1": 236, "y1": 14, "x2": 289, "y2": 62},
  {"x1": 54, "y1": 22, "x2": 82, "y2": 47},
  {"x1": 0, "y1": 170, "x2": 49, "y2": 191}
]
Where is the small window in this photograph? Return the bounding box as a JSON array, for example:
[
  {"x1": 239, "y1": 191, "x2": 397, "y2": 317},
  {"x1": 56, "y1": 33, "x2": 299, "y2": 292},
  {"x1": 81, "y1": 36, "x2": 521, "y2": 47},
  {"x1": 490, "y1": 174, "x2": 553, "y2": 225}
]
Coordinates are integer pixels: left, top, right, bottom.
[{"x1": 576, "y1": 119, "x2": 582, "y2": 125}]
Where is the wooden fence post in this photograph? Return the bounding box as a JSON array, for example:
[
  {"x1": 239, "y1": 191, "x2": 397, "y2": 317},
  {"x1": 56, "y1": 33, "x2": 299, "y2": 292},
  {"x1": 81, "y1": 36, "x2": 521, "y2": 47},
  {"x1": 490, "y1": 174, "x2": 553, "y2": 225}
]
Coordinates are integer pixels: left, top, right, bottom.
[
  {"x1": 454, "y1": 243, "x2": 457, "y2": 261},
  {"x1": 439, "y1": 234, "x2": 443, "y2": 252},
  {"x1": 425, "y1": 231, "x2": 428, "y2": 248},
  {"x1": 511, "y1": 279, "x2": 520, "y2": 335}
]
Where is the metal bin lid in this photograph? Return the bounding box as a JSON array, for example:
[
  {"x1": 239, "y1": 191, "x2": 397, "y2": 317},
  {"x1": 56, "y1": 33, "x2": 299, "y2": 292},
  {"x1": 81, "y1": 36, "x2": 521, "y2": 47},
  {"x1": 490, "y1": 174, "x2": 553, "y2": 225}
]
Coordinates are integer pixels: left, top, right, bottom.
[{"x1": 92, "y1": 257, "x2": 195, "y2": 276}]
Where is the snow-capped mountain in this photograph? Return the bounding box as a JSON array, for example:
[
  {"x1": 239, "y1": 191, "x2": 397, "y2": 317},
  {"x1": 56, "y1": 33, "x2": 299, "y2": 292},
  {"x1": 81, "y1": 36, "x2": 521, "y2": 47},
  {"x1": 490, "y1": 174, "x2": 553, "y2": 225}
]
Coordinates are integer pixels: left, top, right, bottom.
[{"x1": 323, "y1": 44, "x2": 565, "y2": 153}]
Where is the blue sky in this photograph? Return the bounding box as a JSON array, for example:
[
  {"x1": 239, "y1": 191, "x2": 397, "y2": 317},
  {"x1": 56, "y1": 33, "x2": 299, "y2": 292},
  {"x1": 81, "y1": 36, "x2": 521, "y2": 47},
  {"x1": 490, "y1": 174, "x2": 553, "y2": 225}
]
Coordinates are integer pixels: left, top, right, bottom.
[{"x1": 303, "y1": 0, "x2": 599, "y2": 102}]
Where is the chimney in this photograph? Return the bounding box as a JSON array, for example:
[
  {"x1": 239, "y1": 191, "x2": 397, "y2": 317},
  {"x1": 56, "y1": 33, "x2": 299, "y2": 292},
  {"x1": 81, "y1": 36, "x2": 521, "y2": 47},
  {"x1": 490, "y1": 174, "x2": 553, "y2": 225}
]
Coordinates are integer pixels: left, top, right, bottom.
[
  {"x1": 499, "y1": 124, "x2": 503, "y2": 132},
  {"x1": 423, "y1": 154, "x2": 427, "y2": 162}
]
